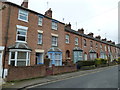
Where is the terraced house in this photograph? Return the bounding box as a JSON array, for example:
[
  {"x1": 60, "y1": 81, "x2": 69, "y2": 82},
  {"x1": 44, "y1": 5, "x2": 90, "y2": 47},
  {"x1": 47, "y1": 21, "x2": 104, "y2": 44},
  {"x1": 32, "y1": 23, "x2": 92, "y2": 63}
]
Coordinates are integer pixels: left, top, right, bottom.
[
  {"x1": 65, "y1": 24, "x2": 120, "y2": 63},
  {"x1": 0, "y1": 0, "x2": 120, "y2": 78}
]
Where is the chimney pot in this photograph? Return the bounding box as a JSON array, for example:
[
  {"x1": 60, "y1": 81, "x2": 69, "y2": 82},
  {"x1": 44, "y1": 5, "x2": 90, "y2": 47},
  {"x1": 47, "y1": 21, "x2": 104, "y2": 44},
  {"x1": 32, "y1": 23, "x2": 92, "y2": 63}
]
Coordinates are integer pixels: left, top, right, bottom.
[
  {"x1": 88, "y1": 32, "x2": 94, "y2": 37},
  {"x1": 102, "y1": 38, "x2": 107, "y2": 41},
  {"x1": 65, "y1": 22, "x2": 71, "y2": 29},
  {"x1": 78, "y1": 28, "x2": 84, "y2": 34},
  {"x1": 95, "y1": 35, "x2": 101, "y2": 40},
  {"x1": 45, "y1": 8, "x2": 52, "y2": 18},
  {"x1": 21, "y1": 0, "x2": 28, "y2": 8}
]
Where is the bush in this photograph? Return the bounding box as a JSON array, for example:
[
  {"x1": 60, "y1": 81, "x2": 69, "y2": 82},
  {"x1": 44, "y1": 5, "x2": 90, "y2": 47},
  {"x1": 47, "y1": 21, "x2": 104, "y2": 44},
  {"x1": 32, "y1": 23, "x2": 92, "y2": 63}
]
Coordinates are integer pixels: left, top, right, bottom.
[
  {"x1": 76, "y1": 60, "x2": 95, "y2": 69},
  {"x1": 117, "y1": 57, "x2": 120, "y2": 64},
  {"x1": 94, "y1": 58, "x2": 107, "y2": 67}
]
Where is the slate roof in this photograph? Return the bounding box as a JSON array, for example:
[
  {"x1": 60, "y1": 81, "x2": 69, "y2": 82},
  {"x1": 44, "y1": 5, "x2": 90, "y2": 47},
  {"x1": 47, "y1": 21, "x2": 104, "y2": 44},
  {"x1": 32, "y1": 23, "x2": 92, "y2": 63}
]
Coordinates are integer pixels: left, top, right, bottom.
[
  {"x1": 73, "y1": 47, "x2": 83, "y2": 51},
  {"x1": 48, "y1": 47, "x2": 62, "y2": 52},
  {"x1": 65, "y1": 28, "x2": 119, "y2": 48},
  {"x1": 8, "y1": 43, "x2": 32, "y2": 50},
  {"x1": 4, "y1": 2, "x2": 65, "y2": 25}
]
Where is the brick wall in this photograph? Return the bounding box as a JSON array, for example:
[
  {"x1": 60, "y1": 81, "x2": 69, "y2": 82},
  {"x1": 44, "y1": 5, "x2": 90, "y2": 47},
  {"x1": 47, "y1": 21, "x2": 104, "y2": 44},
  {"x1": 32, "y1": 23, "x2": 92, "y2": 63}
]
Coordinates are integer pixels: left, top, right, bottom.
[
  {"x1": 6, "y1": 65, "x2": 77, "y2": 81},
  {"x1": 52, "y1": 65, "x2": 77, "y2": 75},
  {"x1": 7, "y1": 65, "x2": 46, "y2": 81}
]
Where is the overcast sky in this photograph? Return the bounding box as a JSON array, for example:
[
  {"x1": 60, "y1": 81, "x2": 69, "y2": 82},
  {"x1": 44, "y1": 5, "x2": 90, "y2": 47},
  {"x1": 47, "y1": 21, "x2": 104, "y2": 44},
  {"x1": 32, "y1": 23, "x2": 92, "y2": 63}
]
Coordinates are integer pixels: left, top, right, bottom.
[{"x1": 8, "y1": 0, "x2": 119, "y2": 44}]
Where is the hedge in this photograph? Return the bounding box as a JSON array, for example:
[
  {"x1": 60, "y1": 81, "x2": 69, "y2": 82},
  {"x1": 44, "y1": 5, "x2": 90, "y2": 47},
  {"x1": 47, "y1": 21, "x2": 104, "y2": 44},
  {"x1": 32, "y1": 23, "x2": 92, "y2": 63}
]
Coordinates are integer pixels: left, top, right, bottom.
[
  {"x1": 94, "y1": 58, "x2": 107, "y2": 67},
  {"x1": 76, "y1": 61, "x2": 95, "y2": 69}
]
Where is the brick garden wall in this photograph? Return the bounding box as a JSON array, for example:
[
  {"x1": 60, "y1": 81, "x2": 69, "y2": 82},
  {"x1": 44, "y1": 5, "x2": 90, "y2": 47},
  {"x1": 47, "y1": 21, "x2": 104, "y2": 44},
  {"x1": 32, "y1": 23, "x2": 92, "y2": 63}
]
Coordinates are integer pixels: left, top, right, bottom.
[
  {"x1": 6, "y1": 65, "x2": 77, "y2": 81},
  {"x1": 52, "y1": 65, "x2": 77, "y2": 75},
  {"x1": 7, "y1": 65, "x2": 46, "y2": 81}
]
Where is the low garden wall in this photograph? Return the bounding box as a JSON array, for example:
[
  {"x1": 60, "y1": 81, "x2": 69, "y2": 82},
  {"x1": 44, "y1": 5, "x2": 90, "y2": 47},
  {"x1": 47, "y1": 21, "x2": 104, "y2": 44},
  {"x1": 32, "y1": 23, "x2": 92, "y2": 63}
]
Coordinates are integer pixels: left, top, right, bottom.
[
  {"x1": 52, "y1": 65, "x2": 77, "y2": 75},
  {"x1": 6, "y1": 64, "x2": 77, "y2": 81},
  {"x1": 7, "y1": 65, "x2": 46, "y2": 81}
]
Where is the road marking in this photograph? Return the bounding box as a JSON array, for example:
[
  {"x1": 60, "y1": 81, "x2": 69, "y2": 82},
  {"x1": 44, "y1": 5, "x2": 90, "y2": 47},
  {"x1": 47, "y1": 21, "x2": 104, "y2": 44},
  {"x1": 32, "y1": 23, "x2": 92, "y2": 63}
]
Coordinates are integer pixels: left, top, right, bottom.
[{"x1": 26, "y1": 65, "x2": 117, "y2": 89}]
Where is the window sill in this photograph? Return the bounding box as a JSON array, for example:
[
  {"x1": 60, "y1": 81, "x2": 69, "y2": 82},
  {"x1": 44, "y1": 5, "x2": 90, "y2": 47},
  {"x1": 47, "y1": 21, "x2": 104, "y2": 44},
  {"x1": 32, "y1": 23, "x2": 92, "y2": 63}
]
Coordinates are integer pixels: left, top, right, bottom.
[
  {"x1": 37, "y1": 44, "x2": 43, "y2": 45},
  {"x1": 16, "y1": 41, "x2": 27, "y2": 44},
  {"x1": 38, "y1": 24, "x2": 42, "y2": 27},
  {"x1": 66, "y1": 43, "x2": 70, "y2": 45},
  {"x1": 51, "y1": 28, "x2": 58, "y2": 31},
  {"x1": 52, "y1": 45, "x2": 58, "y2": 47}
]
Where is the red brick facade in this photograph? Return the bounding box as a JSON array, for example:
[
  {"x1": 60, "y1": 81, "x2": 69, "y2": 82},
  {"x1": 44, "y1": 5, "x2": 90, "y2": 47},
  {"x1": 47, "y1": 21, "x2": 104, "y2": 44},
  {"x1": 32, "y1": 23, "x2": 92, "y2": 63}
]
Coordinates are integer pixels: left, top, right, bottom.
[{"x1": 0, "y1": 1, "x2": 120, "y2": 78}]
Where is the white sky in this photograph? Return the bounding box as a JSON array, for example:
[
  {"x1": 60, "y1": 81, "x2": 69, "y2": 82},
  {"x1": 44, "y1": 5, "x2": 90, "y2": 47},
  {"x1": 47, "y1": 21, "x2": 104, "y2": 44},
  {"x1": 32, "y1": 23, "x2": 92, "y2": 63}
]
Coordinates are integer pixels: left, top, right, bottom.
[{"x1": 8, "y1": 0, "x2": 119, "y2": 44}]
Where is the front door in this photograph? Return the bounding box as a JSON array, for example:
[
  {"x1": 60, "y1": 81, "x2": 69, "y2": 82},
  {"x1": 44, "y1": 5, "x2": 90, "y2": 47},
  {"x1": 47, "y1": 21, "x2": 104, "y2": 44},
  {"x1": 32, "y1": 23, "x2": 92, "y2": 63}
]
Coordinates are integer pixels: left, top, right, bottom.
[
  {"x1": 36, "y1": 53, "x2": 44, "y2": 65},
  {"x1": 0, "y1": 52, "x2": 3, "y2": 78}
]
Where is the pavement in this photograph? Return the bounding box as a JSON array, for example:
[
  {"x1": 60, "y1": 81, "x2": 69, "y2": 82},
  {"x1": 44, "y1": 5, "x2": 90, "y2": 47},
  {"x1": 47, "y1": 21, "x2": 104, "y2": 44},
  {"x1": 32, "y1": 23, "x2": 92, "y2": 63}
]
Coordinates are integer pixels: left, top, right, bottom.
[{"x1": 2, "y1": 65, "x2": 118, "y2": 89}]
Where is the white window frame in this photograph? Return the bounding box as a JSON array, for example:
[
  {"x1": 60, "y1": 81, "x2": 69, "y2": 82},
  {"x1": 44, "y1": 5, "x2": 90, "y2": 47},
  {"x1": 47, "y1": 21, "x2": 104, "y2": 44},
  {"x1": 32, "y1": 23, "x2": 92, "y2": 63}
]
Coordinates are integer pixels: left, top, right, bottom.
[
  {"x1": 38, "y1": 16, "x2": 43, "y2": 26},
  {"x1": 18, "y1": 9, "x2": 28, "y2": 22},
  {"x1": 54, "y1": 53, "x2": 62, "y2": 66},
  {"x1": 52, "y1": 22, "x2": 57, "y2": 30},
  {"x1": 9, "y1": 49, "x2": 31, "y2": 66},
  {"x1": 65, "y1": 35, "x2": 70, "y2": 44},
  {"x1": 75, "y1": 37, "x2": 79, "y2": 45},
  {"x1": 52, "y1": 36, "x2": 58, "y2": 46},
  {"x1": 16, "y1": 25, "x2": 28, "y2": 43},
  {"x1": 38, "y1": 33, "x2": 43, "y2": 45}
]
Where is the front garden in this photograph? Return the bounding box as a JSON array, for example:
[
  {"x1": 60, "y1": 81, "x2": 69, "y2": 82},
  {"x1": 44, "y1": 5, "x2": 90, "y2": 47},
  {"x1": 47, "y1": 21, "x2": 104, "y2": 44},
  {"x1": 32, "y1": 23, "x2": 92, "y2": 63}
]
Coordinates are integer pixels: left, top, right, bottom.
[{"x1": 76, "y1": 57, "x2": 120, "y2": 70}]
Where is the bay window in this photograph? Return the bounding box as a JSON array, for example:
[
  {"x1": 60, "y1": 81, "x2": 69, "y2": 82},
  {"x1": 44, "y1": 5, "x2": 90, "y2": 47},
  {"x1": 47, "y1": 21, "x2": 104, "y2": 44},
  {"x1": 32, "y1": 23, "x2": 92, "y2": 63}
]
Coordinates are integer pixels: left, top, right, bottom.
[{"x1": 9, "y1": 50, "x2": 30, "y2": 66}]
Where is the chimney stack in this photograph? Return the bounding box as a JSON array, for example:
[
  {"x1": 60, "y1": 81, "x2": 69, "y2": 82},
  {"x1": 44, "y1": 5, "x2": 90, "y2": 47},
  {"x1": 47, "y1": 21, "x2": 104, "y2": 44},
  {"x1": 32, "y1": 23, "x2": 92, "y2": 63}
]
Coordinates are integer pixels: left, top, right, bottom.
[
  {"x1": 107, "y1": 40, "x2": 112, "y2": 43},
  {"x1": 112, "y1": 42, "x2": 115, "y2": 45},
  {"x1": 102, "y1": 38, "x2": 107, "y2": 41},
  {"x1": 88, "y1": 32, "x2": 94, "y2": 37},
  {"x1": 78, "y1": 28, "x2": 84, "y2": 34},
  {"x1": 95, "y1": 35, "x2": 101, "y2": 40},
  {"x1": 45, "y1": 8, "x2": 52, "y2": 18},
  {"x1": 21, "y1": 0, "x2": 28, "y2": 8},
  {"x1": 65, "y1": 22, "x2": 71, "y2": 29}
]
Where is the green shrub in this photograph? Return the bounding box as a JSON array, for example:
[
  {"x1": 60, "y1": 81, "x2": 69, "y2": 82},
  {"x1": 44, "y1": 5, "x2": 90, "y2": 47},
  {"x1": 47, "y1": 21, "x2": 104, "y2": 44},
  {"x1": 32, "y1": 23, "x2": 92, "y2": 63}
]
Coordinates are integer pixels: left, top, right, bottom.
[
  {"x1": 117, "y1": 57, "x2": 120, "y2": 64},
  {"x1": 94, "y1": 58, "x2": 107, "y2": 67},
  {"x1": 76, "y1": 60, "x2": 95, "y2": 69}
]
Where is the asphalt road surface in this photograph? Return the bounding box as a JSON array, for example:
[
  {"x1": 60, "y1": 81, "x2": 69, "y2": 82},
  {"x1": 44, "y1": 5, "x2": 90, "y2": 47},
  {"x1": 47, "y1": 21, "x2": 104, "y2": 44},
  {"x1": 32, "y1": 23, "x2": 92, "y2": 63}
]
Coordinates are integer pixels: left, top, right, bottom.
[{"x1": 29, "y1": 66, "x2": 119, "y2": 88}]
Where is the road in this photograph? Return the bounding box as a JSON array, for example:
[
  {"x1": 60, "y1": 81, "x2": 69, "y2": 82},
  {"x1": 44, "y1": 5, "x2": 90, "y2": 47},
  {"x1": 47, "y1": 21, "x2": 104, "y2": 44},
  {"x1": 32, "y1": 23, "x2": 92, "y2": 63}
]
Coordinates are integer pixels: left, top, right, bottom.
[{"x1": 28, "y1": 66, "x2": 119, "y2": 88}]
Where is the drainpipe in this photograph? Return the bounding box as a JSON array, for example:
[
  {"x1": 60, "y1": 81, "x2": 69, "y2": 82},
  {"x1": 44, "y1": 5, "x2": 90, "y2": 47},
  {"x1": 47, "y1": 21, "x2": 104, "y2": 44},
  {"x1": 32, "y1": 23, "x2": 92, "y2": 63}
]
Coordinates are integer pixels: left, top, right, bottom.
[
  {"x1": 81, "y1": 35, "x2": 83, "y2": 60},
  {"x1": 2, "y1": 3, "x2": 11, "y2": 78}
]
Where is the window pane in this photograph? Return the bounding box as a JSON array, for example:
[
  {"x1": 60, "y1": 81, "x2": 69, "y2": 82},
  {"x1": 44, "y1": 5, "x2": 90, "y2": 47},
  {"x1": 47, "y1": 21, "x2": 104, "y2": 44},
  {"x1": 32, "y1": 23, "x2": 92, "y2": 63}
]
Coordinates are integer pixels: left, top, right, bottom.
[
  {"x1": 11, "y1": 61, "x2": 15, "y2": 66},
  {"x1": 17, "y1": 30, "x2": 26, "y2": 35},
  {"x1": 17, "y1": 61, "x2": 26, "y2": 66},
  {"x1": 17, "y1": 52, "x2": 27, "y2": 59},
  {"x1": 19, "y1": 15, "x2": 27, "y2": 21},
  {"x1": 38, "y1": 17, "x2": 42, "y2": 26},
  {"x1": 18, "y1": 36, "x2": 26, "y2": 41},
  {"x1": 52, "y1": 36, "x2": 57, "y2": 46},
  {"x1": 11, "y1": 52, "x2": 15, "y2": 59},
  {"x1": 19, "y1": 9, "x2": 28, "y2": 21},
  {"x1": 38, "y1": 33, "x2": 42, "y2": 44}
]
